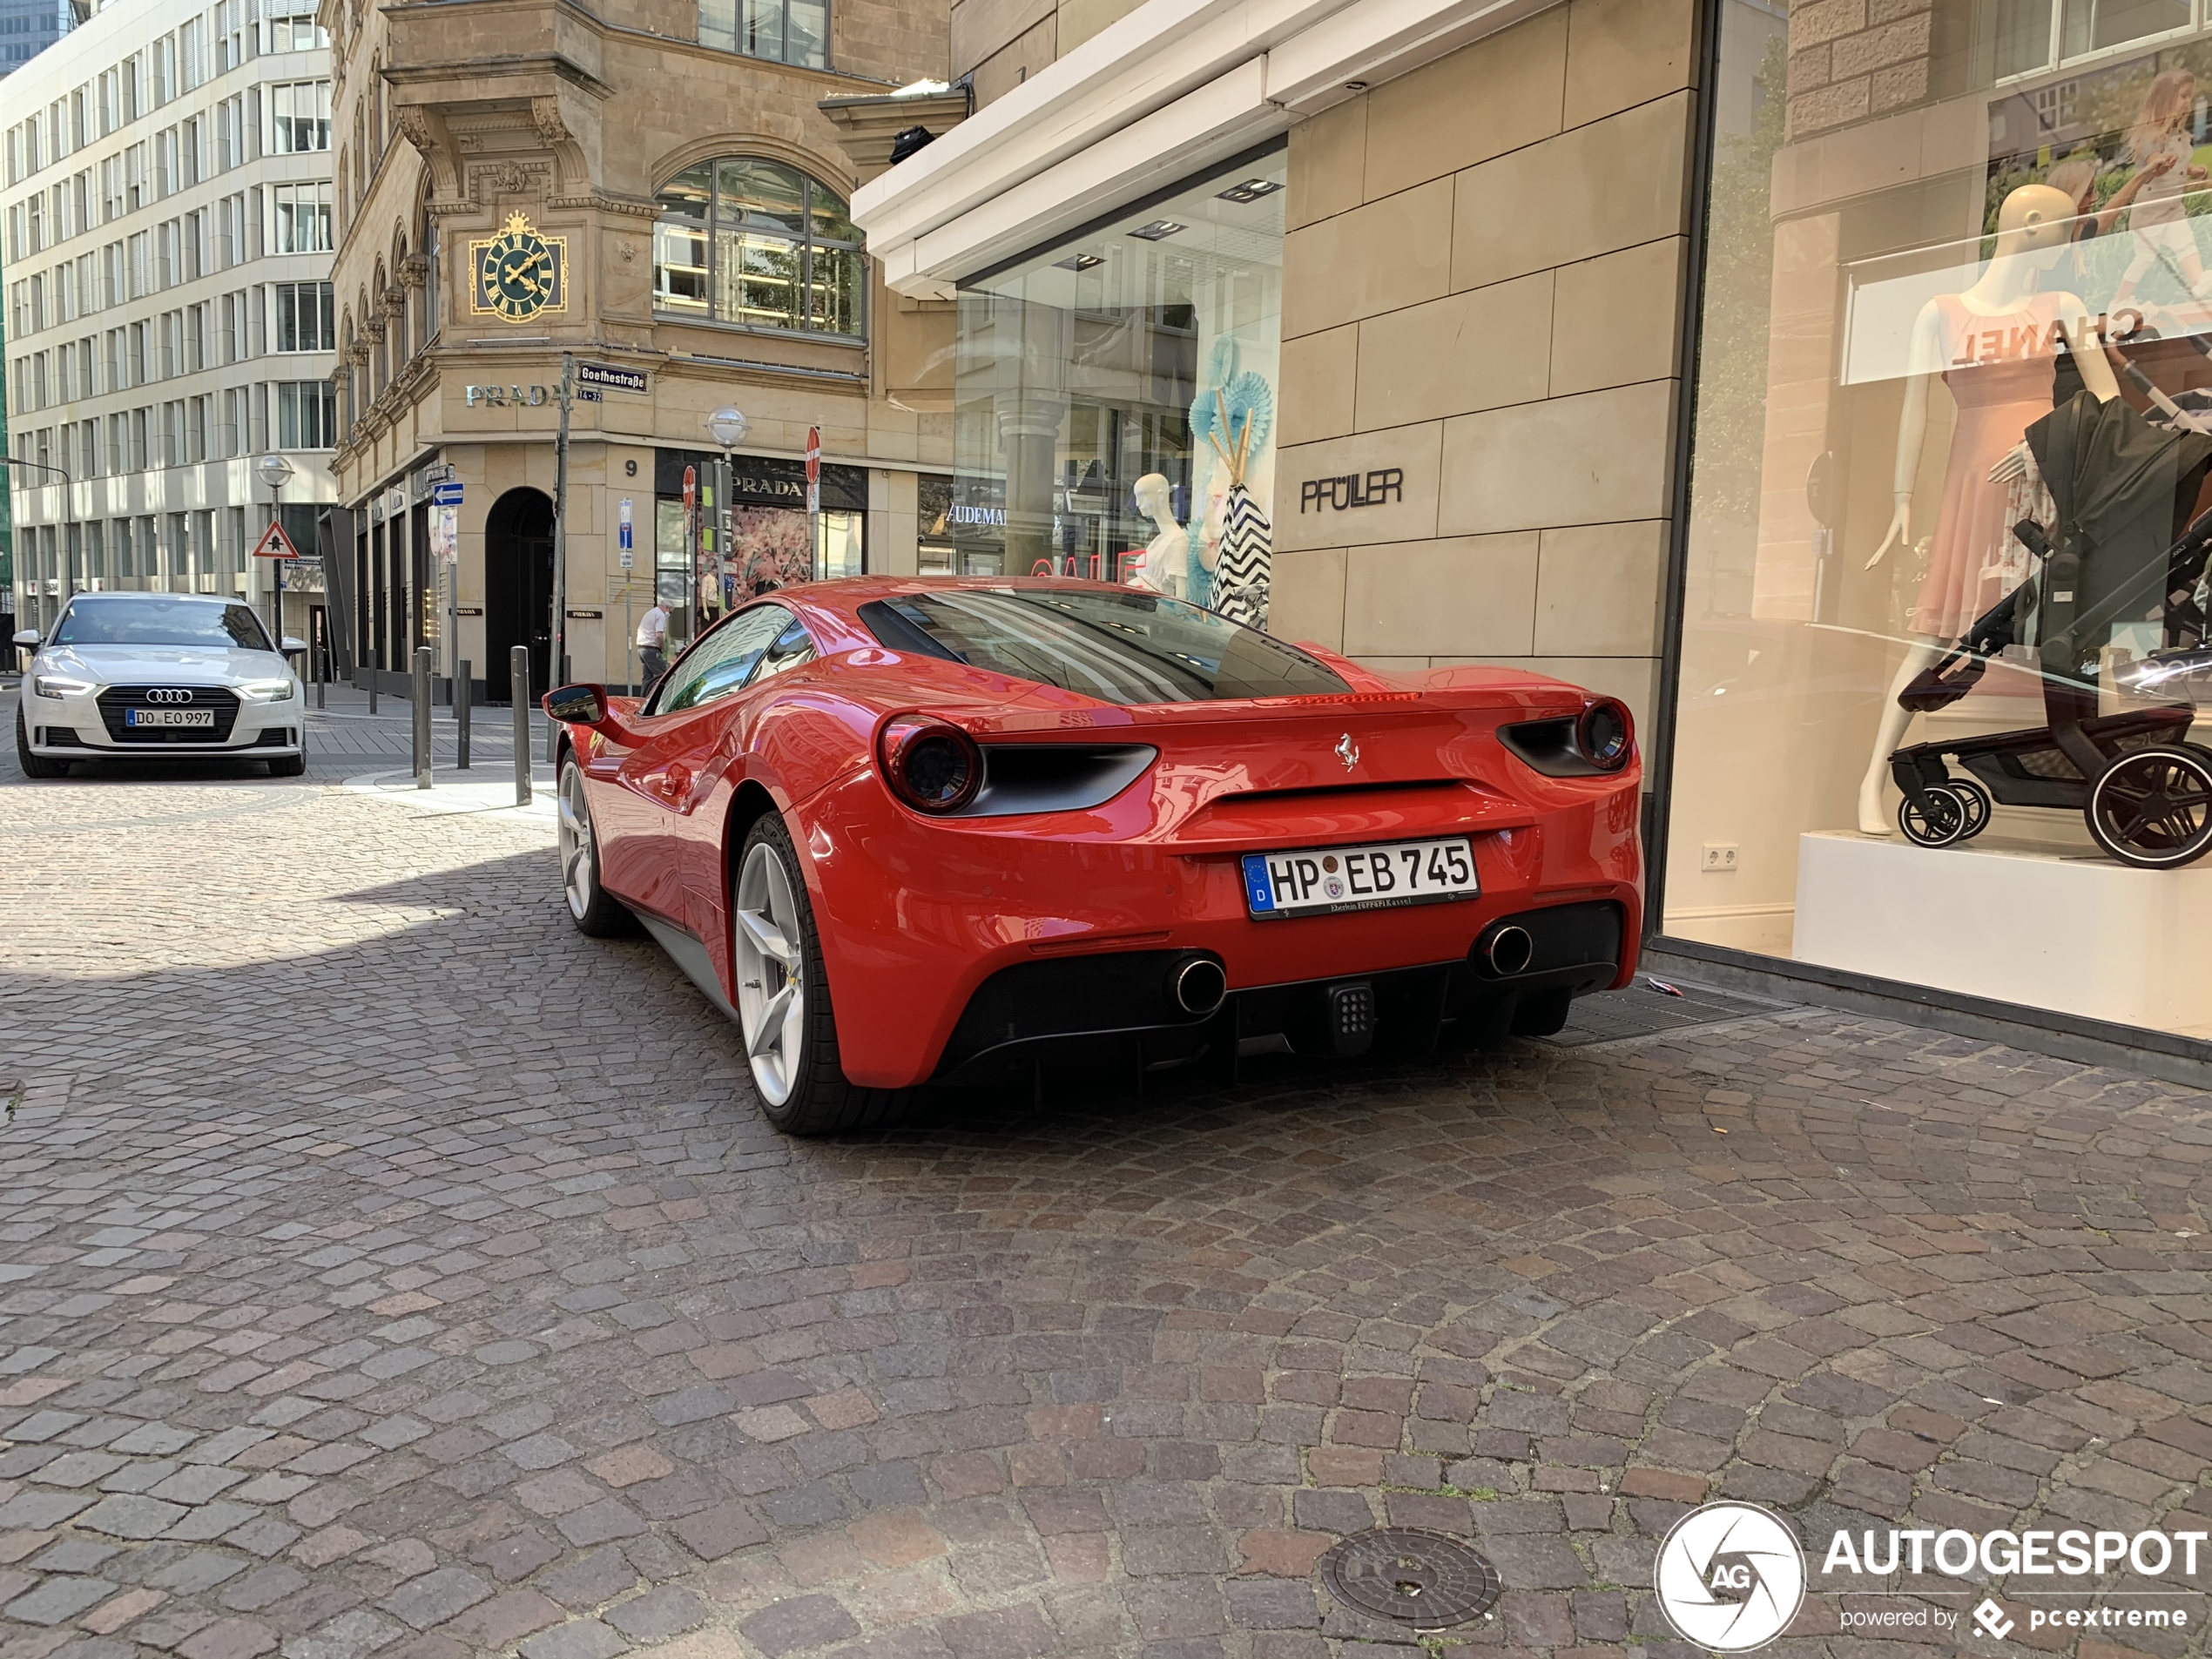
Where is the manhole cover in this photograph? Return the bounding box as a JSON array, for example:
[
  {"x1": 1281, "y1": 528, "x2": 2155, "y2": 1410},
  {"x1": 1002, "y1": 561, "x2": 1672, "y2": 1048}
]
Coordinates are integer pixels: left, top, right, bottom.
[{"x1": 1318, "y1": 1527, "x2": 1502, "y2": 1628}]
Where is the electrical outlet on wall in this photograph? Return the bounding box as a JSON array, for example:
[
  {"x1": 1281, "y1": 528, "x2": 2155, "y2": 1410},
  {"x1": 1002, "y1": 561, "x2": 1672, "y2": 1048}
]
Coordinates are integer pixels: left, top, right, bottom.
[{"x1": 1702, "y1": 843, "x2": 1739, "y2": 872}]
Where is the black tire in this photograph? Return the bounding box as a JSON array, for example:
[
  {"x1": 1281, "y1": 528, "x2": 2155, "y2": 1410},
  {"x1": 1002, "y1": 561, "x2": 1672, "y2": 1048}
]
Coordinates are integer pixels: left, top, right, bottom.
[
  {"x1": 266, "y1": 751, "x2": 306, "y2": 778},
  {"x1": 2086, "y1": 744, "x2": 2212, "y2": 868},
  {"x1": 14, "y1": 706, "x2": 67, "y2": 779},
  {"x1": 1952, "y1": 776, "x2": 1993, "y2": 840},
  {"x1": 1896, "y1": 784, "x2": 1966, "y2": 846},
  {"x1": 733, "y1": 812, "x2": 907, "y2": 1136},
  {"x1": 556, "y1": 755, "x2": 638, "y2": 937}
]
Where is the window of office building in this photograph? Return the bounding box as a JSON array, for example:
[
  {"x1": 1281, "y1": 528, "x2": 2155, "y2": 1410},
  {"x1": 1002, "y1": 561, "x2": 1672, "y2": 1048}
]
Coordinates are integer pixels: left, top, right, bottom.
[
  {"x1": 274, "y1": 280, "x2": 332, "y2": 351},
  {"x1": 697, "y1": 0, "x2": 826, "y2": 69},
  {"x1": 264, "y1": 5, "x2": 324, "y2": 53},
  {"x1": 269, "y1": 81, "x2": 329, "y2": 153},
  {"x1": 270, "y1": 182, "x2": 331, "y2": 253},
  {"x1": 1669, "y1": 0, "x2": 2212, "y2": 1038},
  {"x1": 651, "y1": 158, "x2": 860, "y2": 337},
  {"x1": 951, "y1": 151, "x2": 1284, "y2": 588},
  {"x1": 275, "y1": 379, "x2": 333, "y2": 448}
]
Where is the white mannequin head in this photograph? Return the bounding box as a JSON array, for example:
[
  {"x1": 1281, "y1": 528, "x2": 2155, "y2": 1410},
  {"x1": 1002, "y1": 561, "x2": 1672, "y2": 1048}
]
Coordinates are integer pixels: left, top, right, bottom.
[
  {"x1": 1133, "y1": 473, "x2": 1175, "y2": 525},
  {"x1": 1993, "y1": 182, "x2": 2078, "y2": 269}
]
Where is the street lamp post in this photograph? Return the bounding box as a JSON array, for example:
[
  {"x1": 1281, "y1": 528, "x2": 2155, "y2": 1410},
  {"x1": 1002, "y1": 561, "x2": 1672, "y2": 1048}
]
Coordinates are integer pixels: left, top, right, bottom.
[
  {"x1": 705, "y1": 407, "x2": 748, "y2": 613},
  {"x1": 257, "y1": 454, "x2": 296, "y2": 650},
  {"x1": 0, "y1": 456, "x2": 74, "y2": 624}
]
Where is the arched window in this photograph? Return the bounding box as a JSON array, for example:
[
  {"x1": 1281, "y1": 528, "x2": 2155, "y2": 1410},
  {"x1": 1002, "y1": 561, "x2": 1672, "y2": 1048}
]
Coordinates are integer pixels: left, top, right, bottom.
[
  {"x1": 652, "y1": 157, "x2": 861, "y2": 338},
  {"x1": 341, "y1": 315, "x2": 356, "y2": 433},
  {"x1": 421, "y1": 192, "x2": 440, "y2": 345},
  {"x1": 390, "y1": 236, "x2": 409, "y2": 361}
]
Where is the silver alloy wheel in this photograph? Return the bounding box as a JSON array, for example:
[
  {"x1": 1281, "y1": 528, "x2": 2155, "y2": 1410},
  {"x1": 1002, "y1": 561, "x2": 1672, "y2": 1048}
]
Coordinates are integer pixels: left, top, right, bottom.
[
  {"x1": 557, "y1": 762, "x2": 596, "y2": 921},
  {"x1": 734, "y1": 840, "x2": 806, "y2": 1107}
]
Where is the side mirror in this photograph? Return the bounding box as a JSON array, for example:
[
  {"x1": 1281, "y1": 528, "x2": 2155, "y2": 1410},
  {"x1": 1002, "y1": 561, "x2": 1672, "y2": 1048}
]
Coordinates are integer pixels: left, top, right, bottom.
[
  {"x1": 280, "y1": 636, "x2": 308, "y2": 654},
  {"x1": 11, "y1": 630, "x2": 40, "y2": 650},
  {"x1": 543, "y1": 683, "x2": 608, "y2": 725}
]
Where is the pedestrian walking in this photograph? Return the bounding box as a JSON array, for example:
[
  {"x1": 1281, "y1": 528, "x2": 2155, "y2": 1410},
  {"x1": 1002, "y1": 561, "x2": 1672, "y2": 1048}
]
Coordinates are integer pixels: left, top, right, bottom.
[{"x1": 636, "y1": 598, "x2": 670, "y2": 696}]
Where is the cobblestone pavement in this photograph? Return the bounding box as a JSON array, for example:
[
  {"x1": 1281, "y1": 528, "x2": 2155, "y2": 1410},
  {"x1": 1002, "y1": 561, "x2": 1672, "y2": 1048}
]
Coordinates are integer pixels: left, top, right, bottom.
[{"x1": 2, "y1": 707, "x2": 2211, "y2": 1659}]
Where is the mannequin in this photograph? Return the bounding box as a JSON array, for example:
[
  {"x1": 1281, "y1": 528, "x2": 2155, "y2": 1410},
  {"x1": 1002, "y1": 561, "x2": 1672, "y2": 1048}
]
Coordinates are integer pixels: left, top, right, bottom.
[
  {"x1": 1858, "y1": 183, "x2": 2124, "y2": 833},
  {"x1": 1130, "y1": 474, "x2": 1188, "y2": 597}
]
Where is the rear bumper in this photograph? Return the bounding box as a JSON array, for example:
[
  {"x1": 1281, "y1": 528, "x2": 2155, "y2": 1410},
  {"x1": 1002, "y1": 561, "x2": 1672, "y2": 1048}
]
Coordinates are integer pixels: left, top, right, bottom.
[
  {"x1": 795, "y1": 767, "x2": 1642, "y2": 1089},
  {"x1": 928, "y1": 900, "x2": 1626, "y2": 1086}
]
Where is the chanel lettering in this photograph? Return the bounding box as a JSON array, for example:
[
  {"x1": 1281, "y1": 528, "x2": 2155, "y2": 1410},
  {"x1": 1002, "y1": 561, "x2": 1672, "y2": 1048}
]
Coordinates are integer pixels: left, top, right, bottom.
[{"x1": 1299, "y1": 469, "x2": 1405, "y2": 514}]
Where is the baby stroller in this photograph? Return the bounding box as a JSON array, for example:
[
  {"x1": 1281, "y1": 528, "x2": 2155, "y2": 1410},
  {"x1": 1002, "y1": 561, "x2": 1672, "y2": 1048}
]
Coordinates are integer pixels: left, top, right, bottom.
[{"x1": 1887, "y1": 387, "x2": 2212, "y2": 868}]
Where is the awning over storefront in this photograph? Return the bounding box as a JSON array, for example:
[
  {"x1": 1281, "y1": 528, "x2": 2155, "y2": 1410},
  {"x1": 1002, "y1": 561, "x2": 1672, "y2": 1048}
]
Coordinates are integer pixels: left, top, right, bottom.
[{"x1": 849, "y1": 0, "x2": 1559, "y2": 297}]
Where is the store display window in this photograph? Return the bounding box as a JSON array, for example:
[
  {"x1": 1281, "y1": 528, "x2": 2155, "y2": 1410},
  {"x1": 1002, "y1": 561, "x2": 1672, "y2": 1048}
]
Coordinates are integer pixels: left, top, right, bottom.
[
  {"x1": 651, "y1": 448, "x2": 866, "y2": 646},
  {"x1": 952, "y1": 149, "x2": 1284, "y2": 627},
  {"x1": 1671, "y1": 0, "x2": 2212, "y2": 1034}
]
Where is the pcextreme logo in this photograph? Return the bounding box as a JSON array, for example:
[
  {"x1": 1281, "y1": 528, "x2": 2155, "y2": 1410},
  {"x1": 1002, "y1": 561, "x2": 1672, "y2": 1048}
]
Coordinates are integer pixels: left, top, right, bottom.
[{"x1": 1654, "y1": 1502, "x2": 1808, "y2": 1650}]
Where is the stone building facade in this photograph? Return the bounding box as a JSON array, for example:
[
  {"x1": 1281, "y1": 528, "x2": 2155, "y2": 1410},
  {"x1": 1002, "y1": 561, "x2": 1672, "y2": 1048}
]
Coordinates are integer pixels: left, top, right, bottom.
[{"x1": 320, "y1": 0, "x2": 953, "y2": 699}]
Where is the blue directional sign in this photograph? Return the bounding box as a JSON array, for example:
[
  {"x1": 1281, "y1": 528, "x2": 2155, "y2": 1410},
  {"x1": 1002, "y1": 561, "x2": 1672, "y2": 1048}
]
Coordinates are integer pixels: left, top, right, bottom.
[{"x1": 430, "y1": 481, "x2": 463, "y2": 507}]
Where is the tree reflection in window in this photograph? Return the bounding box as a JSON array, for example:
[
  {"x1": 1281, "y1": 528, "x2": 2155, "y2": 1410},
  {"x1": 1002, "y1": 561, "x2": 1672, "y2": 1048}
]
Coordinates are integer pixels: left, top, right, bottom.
[{"x1": 651, "y1": 157, "x2": 862, "y2": 338}]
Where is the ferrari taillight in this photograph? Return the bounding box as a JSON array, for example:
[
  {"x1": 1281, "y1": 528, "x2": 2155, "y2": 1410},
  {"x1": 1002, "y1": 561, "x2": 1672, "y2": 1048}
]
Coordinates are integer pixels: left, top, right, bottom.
[
  {"x1": 879, "y1": 716, "x2": 982, "y2": 813},
  {"x1": 1578, "y1": 699, "x2": 1633, "y2": 771}
]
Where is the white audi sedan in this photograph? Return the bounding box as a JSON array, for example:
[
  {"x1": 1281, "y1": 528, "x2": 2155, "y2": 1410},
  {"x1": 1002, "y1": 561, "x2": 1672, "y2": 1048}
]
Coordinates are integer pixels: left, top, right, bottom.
[{"x1": 13, "y1": 593, "x2": 307, "y2": 778}]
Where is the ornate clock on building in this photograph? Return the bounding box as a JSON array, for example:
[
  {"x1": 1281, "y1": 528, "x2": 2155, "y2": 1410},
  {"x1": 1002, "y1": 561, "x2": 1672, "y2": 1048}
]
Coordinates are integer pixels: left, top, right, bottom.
[{"x1": 470, "y1": 212, "x2": 567, "y2": 322}]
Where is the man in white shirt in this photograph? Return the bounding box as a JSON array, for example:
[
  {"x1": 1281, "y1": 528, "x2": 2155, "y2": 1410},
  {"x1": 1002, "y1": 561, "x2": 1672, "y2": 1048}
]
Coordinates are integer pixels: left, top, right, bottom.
[{"x1": 636, "y1": 601, "x2": 670, "y2": 695}]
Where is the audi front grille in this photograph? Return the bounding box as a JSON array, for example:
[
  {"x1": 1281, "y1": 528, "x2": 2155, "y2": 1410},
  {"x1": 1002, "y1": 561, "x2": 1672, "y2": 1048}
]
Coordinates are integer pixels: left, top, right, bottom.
[{"x1": 95, "y1": 685, "x2": 243, "y2": 744}]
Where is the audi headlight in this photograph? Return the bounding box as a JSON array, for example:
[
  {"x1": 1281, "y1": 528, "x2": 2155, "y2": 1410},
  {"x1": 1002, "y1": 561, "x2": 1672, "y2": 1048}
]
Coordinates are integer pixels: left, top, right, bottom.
[
  {"x1": 32, "y1": 674, "x2": 93, "y2": 698},
  {"x1": 238, "y1": 677, "x2": 296, "y2": 702}
]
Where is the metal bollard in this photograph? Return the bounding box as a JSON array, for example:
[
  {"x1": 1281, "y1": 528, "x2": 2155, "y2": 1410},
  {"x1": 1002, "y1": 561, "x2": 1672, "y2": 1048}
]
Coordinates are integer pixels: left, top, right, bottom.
[
  {"x1": 413, "y1": 646, "x2": 434, "y2": 791},
  {"x1": 368, "y1": 649, "x2": 379, "y2": 715},
  {"x1": 511, "y1": 644, "x2": 532, "y2": 806},
  {"x1": 456, "y1": 659, "x2": 471, "y2": 771}
]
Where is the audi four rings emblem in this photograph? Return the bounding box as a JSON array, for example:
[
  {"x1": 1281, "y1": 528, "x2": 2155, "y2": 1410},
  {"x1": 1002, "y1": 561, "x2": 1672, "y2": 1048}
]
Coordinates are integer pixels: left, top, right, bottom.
[{"x1": 146, "y1": 689, "x2": 195, "y2": 703}]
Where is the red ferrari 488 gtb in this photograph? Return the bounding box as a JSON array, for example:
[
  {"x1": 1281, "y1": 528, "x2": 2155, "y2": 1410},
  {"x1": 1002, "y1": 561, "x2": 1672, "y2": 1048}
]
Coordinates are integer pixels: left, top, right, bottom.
[{"x1": 544, "y1": 579, "x2": 1642, "y2": 1134}]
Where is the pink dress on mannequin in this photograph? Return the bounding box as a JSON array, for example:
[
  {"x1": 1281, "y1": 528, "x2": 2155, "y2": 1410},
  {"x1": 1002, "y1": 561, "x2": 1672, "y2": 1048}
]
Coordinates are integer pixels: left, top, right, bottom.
[{"x1": 1911, "y1": 290, "x2": 2067, "y2": 640}]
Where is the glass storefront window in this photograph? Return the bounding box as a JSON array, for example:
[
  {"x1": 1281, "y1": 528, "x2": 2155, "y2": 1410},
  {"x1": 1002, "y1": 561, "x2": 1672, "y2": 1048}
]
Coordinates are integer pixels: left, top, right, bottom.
[
  {"x1": 1674, "y1": 0, "x2": 2212, "y2": 1035},
  {"x1": 651, "y1": 449, "x2": 867, "y2": 645},
  {"x1": 953, "y1": 151, "x2": 1284, "y2": 621}
]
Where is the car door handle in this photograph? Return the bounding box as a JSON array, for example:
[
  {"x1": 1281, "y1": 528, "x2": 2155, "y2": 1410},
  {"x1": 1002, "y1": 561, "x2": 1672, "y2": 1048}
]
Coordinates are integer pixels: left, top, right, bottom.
[{"x1": 660, "y1": 763, "x2": 693, "y2": 802}]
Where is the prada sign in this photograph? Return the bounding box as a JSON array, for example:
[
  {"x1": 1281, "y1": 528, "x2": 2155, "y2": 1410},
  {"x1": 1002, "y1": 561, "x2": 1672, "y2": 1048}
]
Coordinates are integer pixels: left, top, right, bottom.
[
  {"x1": 1300, "y1": 469, "x2": 1406, "y2": 514},
  {"x1": 465, "y1": 384, "x2": 554, "y2": 408}
]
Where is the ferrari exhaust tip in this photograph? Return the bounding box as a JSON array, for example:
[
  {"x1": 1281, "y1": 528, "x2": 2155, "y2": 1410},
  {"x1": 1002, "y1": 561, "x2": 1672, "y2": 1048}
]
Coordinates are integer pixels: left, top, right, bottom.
[
  {"x1": 1480, "y1": 924, "x2": 1534, "y2": 977},
  {"x1": 1168, "y1": 955, "x2": 1228, "y2": 1016}
]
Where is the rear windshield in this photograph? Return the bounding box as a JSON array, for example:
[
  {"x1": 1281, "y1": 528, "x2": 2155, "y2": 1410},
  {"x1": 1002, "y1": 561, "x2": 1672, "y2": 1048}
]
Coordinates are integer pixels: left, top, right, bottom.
[
  {"x1": 52, "y1": 598, "x2": 272, "y2": 651},
  {"x1": 859, "y1": 588, "x2": 1350, "y2": 705}
]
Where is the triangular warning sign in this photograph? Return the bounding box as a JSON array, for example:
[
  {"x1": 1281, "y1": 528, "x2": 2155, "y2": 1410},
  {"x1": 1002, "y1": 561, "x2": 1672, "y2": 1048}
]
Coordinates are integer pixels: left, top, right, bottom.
[{"x1": 252, "y1": 521, "x2": 301, "y2": 559}]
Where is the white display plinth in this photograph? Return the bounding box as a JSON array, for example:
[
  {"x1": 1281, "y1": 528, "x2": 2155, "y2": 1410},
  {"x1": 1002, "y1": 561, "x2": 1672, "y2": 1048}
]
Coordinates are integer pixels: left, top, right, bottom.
[{"x1": 1793, "y1": 832, "x2": 2212, "y2": 1035}]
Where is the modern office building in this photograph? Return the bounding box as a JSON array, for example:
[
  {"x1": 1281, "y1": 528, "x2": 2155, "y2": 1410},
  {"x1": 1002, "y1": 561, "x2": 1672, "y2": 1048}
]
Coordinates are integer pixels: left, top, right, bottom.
[
  {"x1": 0, "y1": 0, "x2": 71, "y2": 81},
  {"x1": 2, "y1": 0, "x2": 336, "y2": 644},
  {"x1": 323, "y1": 0, "x2": 954, "y2": 702}
]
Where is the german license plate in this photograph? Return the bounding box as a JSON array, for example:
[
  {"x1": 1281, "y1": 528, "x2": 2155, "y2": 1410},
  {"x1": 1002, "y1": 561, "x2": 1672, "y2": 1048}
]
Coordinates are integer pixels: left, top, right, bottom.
[
  {"x1": 1241, "y1": 836, "x2": 1479, "y2": 919},
  {"x1": 125, "y1": 708, "x2": 215, "y2": 727}
]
